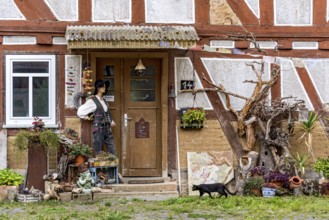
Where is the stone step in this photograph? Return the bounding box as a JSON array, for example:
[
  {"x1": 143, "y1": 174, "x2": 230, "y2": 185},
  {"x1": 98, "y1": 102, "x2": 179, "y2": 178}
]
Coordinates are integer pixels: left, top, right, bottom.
[
  {"x1": 121, "y1": 177, "x2": 171, "y2": 184},
  {"x1": 112, "y1": 182, "x2": 178, "y2": 193}
]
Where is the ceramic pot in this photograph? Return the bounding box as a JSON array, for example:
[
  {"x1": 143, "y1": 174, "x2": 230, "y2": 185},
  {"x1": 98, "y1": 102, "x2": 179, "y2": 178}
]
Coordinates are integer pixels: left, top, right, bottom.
[
  {"x1": 289, "y1": 176, "x2": 303, "y2": 190},
  {"x1": 262, "y1": 187, "x2": 276, "y2": 197},
  {"x1": 75, "y1": 155, "x2": 85, "y2": 165}
]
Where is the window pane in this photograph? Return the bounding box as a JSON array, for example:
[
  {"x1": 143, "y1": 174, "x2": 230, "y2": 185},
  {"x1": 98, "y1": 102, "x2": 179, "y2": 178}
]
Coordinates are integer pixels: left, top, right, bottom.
[
  {"x1": 130, "y1": 90, "x2": 155, "y2": 102},
  {"x1": 13, "y1": 61, "x2": 49, "y2": 73},
  {"x1": 13, "y1": 77, "x2": 29, "y2": 117},
  {"x1": 130, "y1": 65, "x2": 156, "y2": 77},
  {"x1": 33, "y1": 77, "x2": 49, "y2": 117},
  {"x1": 103, "y1": 65, "x2": 115, "y2": 76},
  {"x1": 131, "y1": 78, "x2": 155, "y2": 90}
]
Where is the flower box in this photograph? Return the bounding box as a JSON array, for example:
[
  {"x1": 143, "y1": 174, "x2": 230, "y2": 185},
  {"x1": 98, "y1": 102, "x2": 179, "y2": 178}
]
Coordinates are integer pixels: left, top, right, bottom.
[{"x1": 179, "y1": 108, "x2": 206, "y2": 129}]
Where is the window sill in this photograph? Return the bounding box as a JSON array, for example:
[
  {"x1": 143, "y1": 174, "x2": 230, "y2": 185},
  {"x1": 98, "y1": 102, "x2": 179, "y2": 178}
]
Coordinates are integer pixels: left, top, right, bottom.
[{"x1": 3, "y1": 124, "x2": 59, "y2": 129}]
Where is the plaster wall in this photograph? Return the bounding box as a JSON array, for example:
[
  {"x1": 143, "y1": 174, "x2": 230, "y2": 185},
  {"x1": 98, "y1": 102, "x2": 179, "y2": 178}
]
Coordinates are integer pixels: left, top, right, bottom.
[
  {"x1": 245, "y1": 0, "x2": 260, "y2": 18},
  {"x1": 145, "y1": 0, "x2": 194, "y2": 23},
  {"x1": 92, "y1": 0, "x2": 131, "y2": 22},
  {"x1": 305, "y1": 59, "x2": 329, "y2": 104},
  {"x1": 274, "y1": 0, "x2": 312, "y2": 26},
  {"x1": 3, "y1": 36, "x2": 36, "y2": 45},
  {"x1": 44, "y1": 0, "x2": 78, "y2": 21},
  {"x1": 175, "y1": 58, "x2": 212, "y2": 110},
  {"x1": 0, "y1": 0, "x2": 25, "y2": 20},
  {"x1": 279, "y1": 58, "x2": 313, "y2": 110},
  {"x1": 202, "y1": 58, "x2": 270, "y2": 110}
]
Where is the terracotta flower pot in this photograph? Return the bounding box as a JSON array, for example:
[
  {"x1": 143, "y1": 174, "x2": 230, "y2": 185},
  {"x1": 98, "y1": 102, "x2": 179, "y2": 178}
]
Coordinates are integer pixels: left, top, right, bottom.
[
  {"x1": 270, "y1": 181, "x2": 283, "y2": 189},
  {"x1": 75, "y1": 155, "x2": 86, "y2": 165},
  {"x1": 251, "y1": 188, "x2": 262, "y2": 196},
  {"x1": 289, "y1": 176, "x2": 303, "y2": 190}
]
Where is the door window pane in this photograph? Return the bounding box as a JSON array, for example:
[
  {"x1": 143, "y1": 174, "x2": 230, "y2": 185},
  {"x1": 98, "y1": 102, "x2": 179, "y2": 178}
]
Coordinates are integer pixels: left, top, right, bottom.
[
  {"x1": 131, "y1": 78, "x2": 155, "y2": 90},
  {"x1": 103, "y1": 65, "x2": 115, "y2": 76},
  {"x1": 130, "y1": 91, "x2": 155, "y2": 102},
  {"x1": 130, "y1": 65, "x2": 156, "y2": 102},
  {"x1": 33, "y1": 77, "x2": 49, "y2": 117},
  {"x1": 13, "y1": 77, "x2": 29, "y2": 117},
  {"x1": 13, "y1": 61, "x2": 49, "y2": 73},
  {"x1": 131, "y1": 65, "x2": 156, "y2": 77},
  {"x1": 103, "y1": 65, "x2": 115, "y2": 100}
]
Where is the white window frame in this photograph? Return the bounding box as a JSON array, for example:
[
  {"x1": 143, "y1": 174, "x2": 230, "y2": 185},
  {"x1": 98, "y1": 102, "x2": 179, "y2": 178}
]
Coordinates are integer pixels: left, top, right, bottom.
[{"x1": 4, "y1": 55, "x2": 57, "y2": 128}]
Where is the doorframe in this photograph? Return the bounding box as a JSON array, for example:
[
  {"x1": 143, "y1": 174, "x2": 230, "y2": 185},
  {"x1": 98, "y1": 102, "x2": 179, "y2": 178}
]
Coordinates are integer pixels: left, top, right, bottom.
[{"x1": 90, "y1": 52, "x2": 168, "y2": 177}]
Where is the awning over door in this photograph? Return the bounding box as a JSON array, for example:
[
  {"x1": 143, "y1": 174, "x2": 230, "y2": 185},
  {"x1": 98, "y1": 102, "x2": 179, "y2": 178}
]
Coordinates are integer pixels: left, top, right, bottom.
[{"x1": 65, "y1": 25, "x2": 199, "y2": 50}]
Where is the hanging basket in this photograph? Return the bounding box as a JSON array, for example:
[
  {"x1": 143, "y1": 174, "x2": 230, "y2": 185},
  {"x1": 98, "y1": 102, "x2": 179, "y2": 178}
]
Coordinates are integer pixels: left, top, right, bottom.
[{"x1": 179, "y1": 108, "x2": 205, "y2": 129}]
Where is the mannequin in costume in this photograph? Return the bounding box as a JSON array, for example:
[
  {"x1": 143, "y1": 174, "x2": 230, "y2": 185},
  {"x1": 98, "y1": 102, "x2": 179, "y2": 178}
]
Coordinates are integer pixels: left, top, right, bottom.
[{"x1": 77, "y1": 79, "x2": 116, "y2": 155}]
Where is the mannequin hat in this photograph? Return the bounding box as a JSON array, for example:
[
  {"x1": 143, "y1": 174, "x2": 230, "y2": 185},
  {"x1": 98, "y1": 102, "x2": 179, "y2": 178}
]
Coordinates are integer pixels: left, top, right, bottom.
[{"x1": 94, "y1": 79, "x2": 110, "y2": 95}]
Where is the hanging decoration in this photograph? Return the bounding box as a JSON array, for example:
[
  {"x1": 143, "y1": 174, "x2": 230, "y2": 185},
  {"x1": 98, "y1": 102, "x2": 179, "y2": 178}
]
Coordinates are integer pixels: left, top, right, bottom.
[{"x1": 82, "y1": 67, "x2": 94, "y2": 97}]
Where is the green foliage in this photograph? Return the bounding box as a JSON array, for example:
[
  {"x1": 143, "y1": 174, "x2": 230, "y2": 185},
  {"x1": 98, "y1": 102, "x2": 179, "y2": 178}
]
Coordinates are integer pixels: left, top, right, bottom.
[
  {"x1": 2, "y1": 196, "x2": 329, "y2": 219},
  {"x1": 300, "y1": 112, "x2": 319, "y2": 133},
  {"x1": 181, "y1": 108, "x2": 206, "y2": 128},
  {"x1": 0, "y1": 168, "x2": 23, "y2": 186},
  {"x1": 314, "y1": 157, "x2": 329, "y2": 178},
  {"x1": 68, "y1": 143, "x2": 92, "y2": 159},
  {"x1": 15, "y1": 129, "x2": 60, "y2": 151},
  {"x1": 298, "y1": 111, "x2": 319, "y2": 161},
  {"x1": 39, "y1": 130, "x2": 60, "y2": 151},
  {"x1": 294, "y1": 152, "x2": 309, "y2": 176},
  {"x1": 243, "y1": 176, "x2": 265, "y2": 195}
]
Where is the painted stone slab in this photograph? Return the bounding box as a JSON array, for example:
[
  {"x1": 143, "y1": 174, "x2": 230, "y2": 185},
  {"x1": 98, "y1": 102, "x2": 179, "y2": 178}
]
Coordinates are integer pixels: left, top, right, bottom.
[
  {"x1": 65, "y1": 55, "x2": 82, "y2": 108},
  {"x1": 187, "y1": 151, "x2": 234, "y2": 196}
]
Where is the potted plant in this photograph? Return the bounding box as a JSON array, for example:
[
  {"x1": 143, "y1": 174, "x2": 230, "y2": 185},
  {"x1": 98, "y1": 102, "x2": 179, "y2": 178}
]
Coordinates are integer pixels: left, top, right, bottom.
[
  {"x1": 68, "y1": 143, "x2": 92, "y2": 165},
  {"x1": 297, "y1": 112, "x2": 319, "y2": 162},
  {"x1": 243, "y1": 176, "x2": 265, "y2": 196},
  {"x1": 293, "y1": 152, "x2": 309, "y2": 177},
  {"x1": 262, "y1": 182, "x2": 277, "y2": 198},
  {"x1": 314, "y1": 157, "x2": 329, "y2": 179},
  {"x1": 15, "y1": 117, "x2": 60, "y2": 152},
  {"x1": 93, "y1": 151, "x2": 118, "y2": 167},
  {"x1": 263, "y1": 171, "x2": 290, "y2": 189},
  {"x1": 0, "y1": 169, "x2": 23, "y2": 202},
  {"x1": 249, "y1": 166, "x2": 267, "y2": 177},
  {"x1": 180, "y1": 108, "x2": 206, "y2": 129}
]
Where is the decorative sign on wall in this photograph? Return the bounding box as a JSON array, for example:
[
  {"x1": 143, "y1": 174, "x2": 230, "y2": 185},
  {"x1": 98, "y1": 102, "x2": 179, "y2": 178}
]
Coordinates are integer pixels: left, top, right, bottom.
[
  {"x1": 65, "y1": 55, "x2": 82, "y2": 108},
  {"x1": 135, "y1": 118, "x2": 149, "y2": 138},
  {"x1": 180, "y1": 80, "x2": 194, "y2": 90},
  {"x1": 187, "y1": 151, "x2": 234, "y2": 196}
]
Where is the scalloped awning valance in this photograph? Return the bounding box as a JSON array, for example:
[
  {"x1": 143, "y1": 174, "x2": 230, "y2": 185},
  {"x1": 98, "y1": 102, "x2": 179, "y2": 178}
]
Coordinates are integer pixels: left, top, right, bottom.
[{"x1": 65, "y1": 25, "x2": 199, "y2": 50}]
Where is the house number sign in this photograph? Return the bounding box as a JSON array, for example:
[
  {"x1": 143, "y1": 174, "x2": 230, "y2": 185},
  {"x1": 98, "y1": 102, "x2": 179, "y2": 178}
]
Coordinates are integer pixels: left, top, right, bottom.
[
  {"x1": 180, "y1": 80, "x2": 194, "y2": 90},
  {"x1": 135, "y1": 118, "x2": 149, "y2": 138}
]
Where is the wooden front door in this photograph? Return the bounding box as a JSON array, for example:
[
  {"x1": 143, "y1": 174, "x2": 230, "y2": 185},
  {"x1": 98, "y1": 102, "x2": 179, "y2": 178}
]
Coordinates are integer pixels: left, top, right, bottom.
[{"x1": 96, "y1": 58, "x2": 162, "y2": 177}]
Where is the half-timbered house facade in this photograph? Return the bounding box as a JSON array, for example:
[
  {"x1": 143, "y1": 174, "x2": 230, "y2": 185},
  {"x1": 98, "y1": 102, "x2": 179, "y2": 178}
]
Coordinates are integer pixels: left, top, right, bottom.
[{"x1": 1, "y1": 0, "x2": 329, "y2": 194}]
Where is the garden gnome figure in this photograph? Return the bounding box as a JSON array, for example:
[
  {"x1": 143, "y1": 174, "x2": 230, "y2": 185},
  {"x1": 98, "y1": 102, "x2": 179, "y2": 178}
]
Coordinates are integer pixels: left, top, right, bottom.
[
  {"x1": 77, "y1": 168, "x2": 95, "y2": 193},
  {"x1": 77, "y1": 79, "x2": 116, "y2": 156}
]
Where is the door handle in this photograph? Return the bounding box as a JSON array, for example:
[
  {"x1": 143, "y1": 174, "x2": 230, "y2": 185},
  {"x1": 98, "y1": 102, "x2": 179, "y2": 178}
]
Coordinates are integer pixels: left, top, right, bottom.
[{"x1": 124, "y1": 113, "x2": 132, "y2": 127}]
